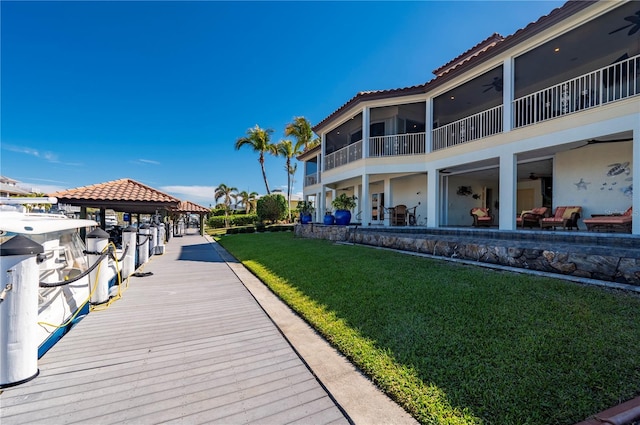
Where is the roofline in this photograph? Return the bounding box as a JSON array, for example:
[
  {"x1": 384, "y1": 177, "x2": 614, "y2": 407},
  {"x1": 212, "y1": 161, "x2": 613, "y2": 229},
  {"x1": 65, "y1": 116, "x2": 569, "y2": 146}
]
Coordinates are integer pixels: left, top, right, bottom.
[{"x1": 313, "y1": 0, "x2": 594, "y2": 134}]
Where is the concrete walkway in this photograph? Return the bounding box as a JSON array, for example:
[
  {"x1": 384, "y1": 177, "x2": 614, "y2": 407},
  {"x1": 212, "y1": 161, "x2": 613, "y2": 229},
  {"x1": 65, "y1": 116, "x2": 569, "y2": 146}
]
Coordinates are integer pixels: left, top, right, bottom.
[{"x1": 1, "y1": 232, "x2": 416, "y2": 425}]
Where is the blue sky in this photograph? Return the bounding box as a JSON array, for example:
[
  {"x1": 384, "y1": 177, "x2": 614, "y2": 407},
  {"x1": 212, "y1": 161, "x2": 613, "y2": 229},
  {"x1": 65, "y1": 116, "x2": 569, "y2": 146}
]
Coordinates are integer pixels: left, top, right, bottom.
[{"x1": 1, "y1": 0, "x2": 566, "y2": 207}]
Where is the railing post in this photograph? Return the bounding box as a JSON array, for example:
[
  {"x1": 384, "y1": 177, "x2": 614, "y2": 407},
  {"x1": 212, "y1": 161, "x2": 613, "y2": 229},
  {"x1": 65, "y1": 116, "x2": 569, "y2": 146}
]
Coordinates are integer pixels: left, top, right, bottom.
[
  {"x1": 0, "y1": 235, "x2": 43, "y2": 388},
  {"x1": 87, "y1": 228, "x2": 110, "y2": 305},
  {"x1": 121, "y1": 226, "x2": 137, "y2": 279}
]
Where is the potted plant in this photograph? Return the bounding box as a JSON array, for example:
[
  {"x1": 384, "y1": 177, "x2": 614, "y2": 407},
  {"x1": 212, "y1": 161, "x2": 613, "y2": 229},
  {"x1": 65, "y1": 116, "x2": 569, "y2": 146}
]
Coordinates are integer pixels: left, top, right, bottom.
[
  {"x1": 323, "y1": 209, "x2": 335, "y2": 225},
  {"x1": 296, "y1": 201, "x2": 314, "y2": 224},
  {"x1": 331, "y1": 193, "x2": 357, "y2": 225}
]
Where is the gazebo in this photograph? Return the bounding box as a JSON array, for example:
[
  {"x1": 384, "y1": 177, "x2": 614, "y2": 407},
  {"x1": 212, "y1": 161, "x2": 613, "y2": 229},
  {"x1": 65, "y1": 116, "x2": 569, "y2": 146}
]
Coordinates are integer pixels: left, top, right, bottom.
[
  {"x1": 173, "y1": 200, "x2": 210, "y2": 236},
  {"x1": 49, "y1": 178, "x2": 181, "y2": 229}
]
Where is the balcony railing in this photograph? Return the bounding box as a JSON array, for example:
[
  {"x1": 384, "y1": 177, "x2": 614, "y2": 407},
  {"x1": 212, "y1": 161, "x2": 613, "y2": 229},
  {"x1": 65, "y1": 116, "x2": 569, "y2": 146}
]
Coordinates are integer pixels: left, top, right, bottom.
[
  {"x1": 432, "y1": 105, "x2": 503, "y2": 151},
  {"x1": 514, "y1": 53, "x2": 639, "y2": 127},
  {"x1": 324, "y1": 140, "x2": 362, "y2": 171},
  {"x1": 369, "y1": 133, "x2": 426, "y2": 157},
  {"x1": 305, "y1": 173, "x2": 318, "y2": 186}
]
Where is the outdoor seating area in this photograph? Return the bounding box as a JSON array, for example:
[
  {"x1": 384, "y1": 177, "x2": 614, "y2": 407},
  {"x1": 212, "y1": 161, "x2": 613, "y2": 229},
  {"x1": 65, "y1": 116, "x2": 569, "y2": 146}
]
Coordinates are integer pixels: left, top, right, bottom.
[
  {"x1": 540, "y1": 206, "x2": 582, "y2": 230},
  {"x1": 516, "y1": 207, "x2": 549, "y2": 228},
  {"x1": 470, "y1": 207, "x2": 493, "y2": 227},
  {"x1": 583, "y1": 207, "x2": 633, "y2": 233}
]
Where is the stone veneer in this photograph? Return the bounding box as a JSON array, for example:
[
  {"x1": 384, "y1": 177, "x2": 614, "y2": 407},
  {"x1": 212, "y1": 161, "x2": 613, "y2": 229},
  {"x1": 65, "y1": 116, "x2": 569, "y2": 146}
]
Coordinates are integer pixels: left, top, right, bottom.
[{"x1": 295, "y1": 223, "x2": 640, "y2": 287}]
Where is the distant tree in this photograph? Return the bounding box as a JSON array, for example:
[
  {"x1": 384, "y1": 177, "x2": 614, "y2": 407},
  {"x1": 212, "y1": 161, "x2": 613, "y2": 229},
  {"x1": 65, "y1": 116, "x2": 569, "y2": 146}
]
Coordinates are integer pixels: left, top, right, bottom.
[
  {"x1": 237, "y1": 190, "x2": 249, "y2": 214},
  {"x1": 214, "y1": 183, "x2": 237, "y2": 227},
  {"x1": 284, "y1": 116, "x2": 320, "y2": 150},
  {"x1": 235, "y1": 125, "x2": 277, "y2": 194},
  {"x1": 256, "y1": 193, "x2": 287, "y2": 223},
  {"x1": 246, "y1": 191, "x2": 259, "y2": 214},
  {"x1": 275, "y1": 139, "x2": 305, "y2": 222}
]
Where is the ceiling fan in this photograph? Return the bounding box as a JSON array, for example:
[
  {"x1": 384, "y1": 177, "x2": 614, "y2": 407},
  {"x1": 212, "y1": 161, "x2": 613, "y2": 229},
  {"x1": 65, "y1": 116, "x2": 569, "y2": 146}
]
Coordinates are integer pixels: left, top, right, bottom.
[
  {"x1": 481, "y1": 77, "x2": 503, "y2": 93},
  {"x1": 571, "y1": 137, "x2": 632, "y2": 149},
  {"x1": 609, "y1": 10, "x2": 640, "y2": 36}
]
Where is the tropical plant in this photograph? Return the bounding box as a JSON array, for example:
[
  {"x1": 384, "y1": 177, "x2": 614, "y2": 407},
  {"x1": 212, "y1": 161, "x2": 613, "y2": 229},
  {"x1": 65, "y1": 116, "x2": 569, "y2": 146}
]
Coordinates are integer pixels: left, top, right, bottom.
[
  {"x1": 256, "y1": 193, "x2": 287, "y2": 223},
  {"x1": 275, "y1": 139, "x2": 305, "y2": 221},
  {"x1": 331, "y1": 193, "x2": 357, "y2": 211},
  {"x1": 284, "y1": 116, "x2": 320, "y2": 150},
  {"x1": 296, "y1": 200, "x2": 315, "y2": 215},
  {"x1": 234, "y1": 125, "x2": 277, "y2": 194},
  {"x1": 214, "y1": 183, "x2": 237, "y2": 227}
]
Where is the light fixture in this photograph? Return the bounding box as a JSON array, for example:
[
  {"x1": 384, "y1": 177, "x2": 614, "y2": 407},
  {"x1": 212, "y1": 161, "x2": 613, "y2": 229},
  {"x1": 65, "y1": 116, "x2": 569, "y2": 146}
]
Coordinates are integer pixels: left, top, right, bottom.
[
  {"x1": 450, "y1": 96, "x2": 455, "y2": 100},
  {"x1": 554, "y1": 47, "x2": 560, "y2": 52}
]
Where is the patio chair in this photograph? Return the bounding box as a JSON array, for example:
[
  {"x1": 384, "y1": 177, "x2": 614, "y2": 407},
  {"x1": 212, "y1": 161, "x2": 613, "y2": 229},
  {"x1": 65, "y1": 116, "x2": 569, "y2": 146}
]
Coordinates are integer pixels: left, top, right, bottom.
[
  {"x1": 516, "y1": 207, "x2": 549, "y2": 228},
  {"x1": 540, "y1": 206, "x2": 582, "y2": 230},
  {"x1": 470, "y1": 207, "x2": 493, "y2": 227},
  {"x1": 583, "y1": 206, "x2": 632, "y2": 233},
  {"x1": 392, "y1": 204, "x2": 407, "y2": 226}
]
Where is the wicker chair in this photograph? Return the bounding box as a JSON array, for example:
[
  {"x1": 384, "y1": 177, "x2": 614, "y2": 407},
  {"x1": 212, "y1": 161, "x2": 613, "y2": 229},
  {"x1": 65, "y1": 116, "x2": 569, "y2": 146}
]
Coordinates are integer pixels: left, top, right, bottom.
[
  {"x1": 392, "y1": 205, "x2": 407, "y2": 226},
  {"x1": 540, "y1": 206, "x2": 582, "y2": 230},
  {"x1": 470, "y1": 207, "x2": 493, "y2": 227},
  {"x1": 516, "y1": 207, "x2": 549, "y2": 228}
]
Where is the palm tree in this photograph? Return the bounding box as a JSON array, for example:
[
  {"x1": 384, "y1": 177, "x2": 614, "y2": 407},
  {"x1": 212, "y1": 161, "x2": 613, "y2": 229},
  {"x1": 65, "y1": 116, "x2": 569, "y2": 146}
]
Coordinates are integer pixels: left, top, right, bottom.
[
  {"x1": 237, "y1": 190, "x2": 250, "y2": 213},
  {"x1": 235, "y1": 125, "x2": 277, "y2": 194},
  {"x1": 214, "y1": 183, "x2": 237, "y2": 227},
  {"x1": 246, "y1": 191, "x2": 259, "y2": 214},
  {"x1": 284, "y1": 116, "x2": 320, "y2": 151},
  {"x1": 275, "y1": 139, "x2": 305, "y2": 221}
]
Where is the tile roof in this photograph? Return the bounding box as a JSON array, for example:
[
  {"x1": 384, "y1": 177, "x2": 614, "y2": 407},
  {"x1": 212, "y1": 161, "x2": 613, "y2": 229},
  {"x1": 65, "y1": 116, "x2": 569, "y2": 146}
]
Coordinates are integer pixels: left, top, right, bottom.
[
  {"x1": 432, "y1": 33, "x2": 505, "y2": 77},
  {"x1": 175, "y1": 200, "x2": 210, "y2": 213},
  {"x1": 313, "y1": 0, "x2": 590, "y2": 134},
  {"x1": 50, "y1": 178, "x2": 180, "y2": 203}
]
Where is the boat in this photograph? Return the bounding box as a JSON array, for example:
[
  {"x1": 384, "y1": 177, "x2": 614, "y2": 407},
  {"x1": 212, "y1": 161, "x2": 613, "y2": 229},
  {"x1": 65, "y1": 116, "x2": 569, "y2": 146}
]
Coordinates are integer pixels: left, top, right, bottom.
[{"x1": 0, "y1": 197, "x2": 121, "y2": 388}]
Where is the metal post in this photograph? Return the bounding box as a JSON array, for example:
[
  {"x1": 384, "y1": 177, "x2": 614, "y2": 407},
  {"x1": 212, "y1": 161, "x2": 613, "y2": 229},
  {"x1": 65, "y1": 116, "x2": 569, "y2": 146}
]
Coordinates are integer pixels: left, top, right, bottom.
[{"x1": 0, "y1": 235, "x2": 44, "y2": 388}]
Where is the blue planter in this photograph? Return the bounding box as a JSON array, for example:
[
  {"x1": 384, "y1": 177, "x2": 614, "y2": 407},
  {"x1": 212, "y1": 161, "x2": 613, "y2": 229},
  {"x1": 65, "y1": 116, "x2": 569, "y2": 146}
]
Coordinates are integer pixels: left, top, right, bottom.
[
  {"x1": 334, "y1": 210, "x2": 351, "y2": 225},
  {"x1": 300, "y1": 213, "x2": 312, "y2": 224},
  {"x1": 323, "y1": 214, "x2": 335, "y2": 225}
]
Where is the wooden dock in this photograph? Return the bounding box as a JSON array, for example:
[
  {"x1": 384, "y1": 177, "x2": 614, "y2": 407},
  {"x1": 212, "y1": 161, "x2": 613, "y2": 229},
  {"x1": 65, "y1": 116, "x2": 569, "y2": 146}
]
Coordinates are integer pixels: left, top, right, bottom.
[{"x1": 1, "y1": 232, "x2": 349, "y2": 424}]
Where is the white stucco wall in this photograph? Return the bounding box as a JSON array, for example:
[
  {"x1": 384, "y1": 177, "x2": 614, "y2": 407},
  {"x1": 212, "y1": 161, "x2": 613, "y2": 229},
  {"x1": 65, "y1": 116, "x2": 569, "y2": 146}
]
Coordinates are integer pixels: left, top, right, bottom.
[{"x1": 554, "y1": 141, "x2": 632, "y2": 219}]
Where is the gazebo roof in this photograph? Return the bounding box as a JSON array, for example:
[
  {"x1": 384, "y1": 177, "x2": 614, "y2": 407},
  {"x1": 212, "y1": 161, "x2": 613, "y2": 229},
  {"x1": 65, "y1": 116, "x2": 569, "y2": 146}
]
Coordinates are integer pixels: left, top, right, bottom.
[
  {"x1": 50, "y1": 178, "x2": 181, "y2": 214},
  {"x1": 175, "y1": 200, "x2": 210, "y2": 214}
]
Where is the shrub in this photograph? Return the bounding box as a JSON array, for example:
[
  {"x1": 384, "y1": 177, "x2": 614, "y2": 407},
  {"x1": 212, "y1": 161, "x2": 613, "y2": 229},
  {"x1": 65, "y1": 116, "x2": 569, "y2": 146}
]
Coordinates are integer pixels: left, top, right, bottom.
[{"x1": 257, "y1": 194, "x2": 287, "y2": 223}]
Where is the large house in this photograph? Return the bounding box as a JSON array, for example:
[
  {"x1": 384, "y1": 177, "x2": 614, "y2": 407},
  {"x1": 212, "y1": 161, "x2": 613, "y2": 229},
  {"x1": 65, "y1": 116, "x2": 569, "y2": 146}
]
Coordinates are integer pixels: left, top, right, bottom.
[{"x1": 299, "y1": 0, "x2": 639, "y2": 235}]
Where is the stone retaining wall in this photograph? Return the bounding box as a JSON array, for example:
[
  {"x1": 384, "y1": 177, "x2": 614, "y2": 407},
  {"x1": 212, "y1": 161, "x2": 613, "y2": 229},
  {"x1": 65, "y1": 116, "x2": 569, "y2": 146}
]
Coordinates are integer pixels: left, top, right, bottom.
[{"x1": 294, "y1": 224, "x2": 640, "y2": 287}]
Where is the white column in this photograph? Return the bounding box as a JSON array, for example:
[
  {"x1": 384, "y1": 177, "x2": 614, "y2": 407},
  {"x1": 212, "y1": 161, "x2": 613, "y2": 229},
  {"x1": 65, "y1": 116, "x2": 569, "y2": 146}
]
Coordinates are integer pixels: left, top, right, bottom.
[
  {"x1": 316, "y1": 185, "x2": 327, "y2": 216},
  {"x1": 633, "y1": 125, "x2": 640, "y2": 235},
  {"x1": 503, "y1": 58, "x2": 514, "y2": 133},
  {"x1": 362, "y1": 107, "x2": 370, "y2": 158},
  {"x1": 425, "y1": 98, "x2": 433, "y2": 153},
  {"x1": 361, "y1": 174, "x2": 370, "y2": 226},
  {"x1": 427, "y1": 168, "x2": 439, "y2": 227},
  {"x1": 321, "y1": 133, "x2": 326, "y2": 172},
  {"x1": 499, "y1": 153, "x2": 517, "y2": 230},
  {"x1": 384, "y1": 178, "x2": 392, "y2": 226}
]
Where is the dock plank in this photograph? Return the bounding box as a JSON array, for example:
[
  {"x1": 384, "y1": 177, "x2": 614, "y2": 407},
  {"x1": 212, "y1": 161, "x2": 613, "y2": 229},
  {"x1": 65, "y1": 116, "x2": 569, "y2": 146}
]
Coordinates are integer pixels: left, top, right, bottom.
[{"x1": 1, "y1": 234, "x2": 349, "y2": 425}]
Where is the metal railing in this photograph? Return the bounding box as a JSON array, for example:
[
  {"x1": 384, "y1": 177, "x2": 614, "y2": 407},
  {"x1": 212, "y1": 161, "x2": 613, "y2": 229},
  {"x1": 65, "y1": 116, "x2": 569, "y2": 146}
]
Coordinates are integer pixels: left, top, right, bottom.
[
  {"x1": 324, "y1": 140, "x2": 362, "y2": 171},
  {"x1": 514, "y1": 54, "x2": 639, "y2": 127},
  {"x1": 304, "y1": 173, "x2": 318, "y2": 186},
  {"x1": 432, "y1": 105, "x2": 503, "y2": 151},
  {"x1": 368, "y1": 132, "x2": 426, "y2": 157}
]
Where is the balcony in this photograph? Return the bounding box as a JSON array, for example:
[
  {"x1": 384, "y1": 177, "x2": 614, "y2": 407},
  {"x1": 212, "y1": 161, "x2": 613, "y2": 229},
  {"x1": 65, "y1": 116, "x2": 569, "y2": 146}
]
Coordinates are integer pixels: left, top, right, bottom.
[
  {"x1": 514, "y1": 53, "x2": 639, "y2": 127},
  {"x1": 369, "y1": 133, "x2": 426, "y2": 157},
  {"x1": 432, "y1": 105, "x2": 503, "y2": 151},
  {"x1": 305, "y1": 173, "x2": 319, "y2": 186},
  {"x1": 324, "y1": 140, "x2": 362, "y2": 171}
]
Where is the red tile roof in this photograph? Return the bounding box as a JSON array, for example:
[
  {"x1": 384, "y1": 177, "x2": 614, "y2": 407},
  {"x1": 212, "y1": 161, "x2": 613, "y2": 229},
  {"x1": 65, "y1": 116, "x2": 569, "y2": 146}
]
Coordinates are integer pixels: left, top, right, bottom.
[
  {"x1": 175, "y1": 200, "x2": 210, "y2": 213},
  {"x1": 432, "y1": 33, "x2": 505, "y2": 77},
  {"x1": 49, "y1": 178, "x2": 181, "y2": 214},
  {"x1": 313, "y1": 0, "x2": 589, "y2": 133},
  {"x1": 51, "y1": 178, "x2": 180, "y2": 203}
]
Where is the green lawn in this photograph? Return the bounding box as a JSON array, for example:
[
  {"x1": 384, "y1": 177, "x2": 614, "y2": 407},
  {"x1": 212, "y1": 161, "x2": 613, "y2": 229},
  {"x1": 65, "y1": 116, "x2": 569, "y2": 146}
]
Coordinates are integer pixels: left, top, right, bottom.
[{"x1": 217, "y1": 232, "x2": 640, "y2": 425}]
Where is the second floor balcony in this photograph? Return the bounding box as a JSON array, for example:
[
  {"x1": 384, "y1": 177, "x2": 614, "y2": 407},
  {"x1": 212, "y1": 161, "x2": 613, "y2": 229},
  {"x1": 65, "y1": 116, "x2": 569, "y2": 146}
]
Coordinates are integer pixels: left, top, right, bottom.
[{"x1": 319, "y1": 53, "x2": 639, "y2": 174}]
